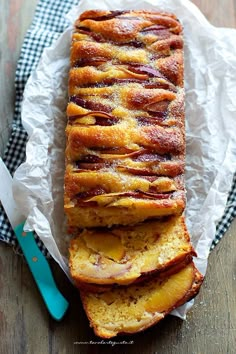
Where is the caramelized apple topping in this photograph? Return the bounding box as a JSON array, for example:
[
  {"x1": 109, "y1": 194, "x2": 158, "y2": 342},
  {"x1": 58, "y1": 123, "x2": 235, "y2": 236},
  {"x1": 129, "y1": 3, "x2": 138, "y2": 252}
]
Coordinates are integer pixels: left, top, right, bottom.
[
  {"x1": 74, "y1": 57, "x2": 109, "y2": 67},
  {"x1": 82, "y1": 190, "x2": 173, "y2": 202},
  {"x1": 69, "y1": 96, "x2": 113, "y2": 113},
  {"x1": 146, "y1": 99, "x2": 170, "y2": 113},
  {"x1": 133, "y1": 152, "x2": 171, "y2": 162},
  {"x1": 75, "y1": 187, "x2": 107, "y2": 200},
  {"x1": 127, "y1": 65, "x2": 167, "y2": 79},
  {"x1": 66, "y1": 10, "x2": 187, "y2": 229},
  {"x1": 136, "y1": 116, "x2": 167, "y2": 125},
  {"x1": 76, "y1": 28, "x2": 105, "y2": 42},
  {"x1": 79, "y1": 11, "x2": 127, "y2": 22}
]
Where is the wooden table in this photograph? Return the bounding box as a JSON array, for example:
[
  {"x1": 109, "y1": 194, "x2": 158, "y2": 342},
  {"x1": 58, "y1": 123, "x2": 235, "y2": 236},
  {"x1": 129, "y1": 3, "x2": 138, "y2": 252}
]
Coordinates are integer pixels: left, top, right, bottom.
[{"x1": 0, "y1": 1, "x2": 236, "y2": 353}]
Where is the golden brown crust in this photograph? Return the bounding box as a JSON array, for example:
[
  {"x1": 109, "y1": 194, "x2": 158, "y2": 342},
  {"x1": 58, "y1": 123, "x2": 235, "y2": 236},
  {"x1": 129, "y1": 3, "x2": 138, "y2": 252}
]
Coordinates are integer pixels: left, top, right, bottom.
[{"x1": 65, "y1": 10, "x2": 185, "y2": 229}]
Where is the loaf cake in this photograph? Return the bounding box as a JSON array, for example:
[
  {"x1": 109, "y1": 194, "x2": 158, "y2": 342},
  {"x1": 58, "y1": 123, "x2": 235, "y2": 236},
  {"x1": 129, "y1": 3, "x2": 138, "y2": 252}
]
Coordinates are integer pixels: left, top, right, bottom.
[
  {"x1": 65, "y1": 10, "x2": 203, "y2": 338},
  {"x1": 69, "y1": 216, "x2": 195, "y2": 287},
  {"x1": 80, "y1": 262, "x2": 203, "y2": 338},
  {"x1": 64, "y1": 9, "x2": 185, "y2": 228}
]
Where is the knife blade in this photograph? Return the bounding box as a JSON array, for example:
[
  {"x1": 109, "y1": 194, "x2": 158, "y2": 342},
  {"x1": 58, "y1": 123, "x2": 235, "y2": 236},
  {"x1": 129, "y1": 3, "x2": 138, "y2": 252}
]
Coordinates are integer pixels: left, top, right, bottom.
[
  {"x1": 0, "y1": 158, "x2": 24, "y2": 228},
  {"x1": 0, "y1": 157, "x2": 69, "y2": 320}
]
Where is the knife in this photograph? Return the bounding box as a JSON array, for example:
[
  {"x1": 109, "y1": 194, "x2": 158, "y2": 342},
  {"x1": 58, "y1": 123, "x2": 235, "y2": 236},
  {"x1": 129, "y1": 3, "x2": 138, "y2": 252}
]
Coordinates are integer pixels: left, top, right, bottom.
[{"x1": 0, "y1": 157, "x2": 69, "y2": 320}]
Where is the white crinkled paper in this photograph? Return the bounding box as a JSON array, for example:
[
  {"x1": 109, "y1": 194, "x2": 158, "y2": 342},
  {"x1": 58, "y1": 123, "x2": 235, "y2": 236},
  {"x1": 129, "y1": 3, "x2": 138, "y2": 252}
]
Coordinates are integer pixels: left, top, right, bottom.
[{"x1": 13, "y1": 0, "x2": 236, "y2": 319}]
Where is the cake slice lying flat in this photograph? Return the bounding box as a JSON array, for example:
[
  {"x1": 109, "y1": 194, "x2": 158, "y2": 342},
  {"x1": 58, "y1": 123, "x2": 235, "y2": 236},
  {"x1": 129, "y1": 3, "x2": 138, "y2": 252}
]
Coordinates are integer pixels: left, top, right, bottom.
[
  {"x1": 80, "y1": 262, "x2": 203, "y2": 338},
  {"x1": 69, "y1": 216, "x2": 196, "y2": 287}
]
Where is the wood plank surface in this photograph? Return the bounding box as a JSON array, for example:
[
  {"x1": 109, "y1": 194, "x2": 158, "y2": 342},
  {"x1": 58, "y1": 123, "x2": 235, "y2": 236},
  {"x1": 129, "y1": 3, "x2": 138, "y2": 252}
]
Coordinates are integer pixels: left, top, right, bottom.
[
  {"x1": 0, "y1": 1, "x2": 38, "y2": 156},
  {"x1": 0, "y1": 1, "x2": 236, "y2": 353}
]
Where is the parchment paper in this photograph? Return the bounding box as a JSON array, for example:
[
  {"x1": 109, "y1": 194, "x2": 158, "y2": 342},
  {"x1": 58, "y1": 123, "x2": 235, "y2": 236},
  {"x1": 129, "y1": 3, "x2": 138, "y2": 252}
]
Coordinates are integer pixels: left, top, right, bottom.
[{"x1": 13, "y1": 0, "x2": 236, "y2": 319}]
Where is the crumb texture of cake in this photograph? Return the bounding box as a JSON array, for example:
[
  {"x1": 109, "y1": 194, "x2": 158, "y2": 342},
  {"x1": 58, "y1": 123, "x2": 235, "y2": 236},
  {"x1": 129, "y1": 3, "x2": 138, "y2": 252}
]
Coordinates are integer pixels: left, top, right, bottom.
[
  {"x1": 64, "y1": 9, "x2": 185, "y2": 228},
  {"x1": 80, "y1": 262, "x2": 203, "y2": 338},
  {"x1": 69, "y1": 216, "x2": 195, "y2": 286}
]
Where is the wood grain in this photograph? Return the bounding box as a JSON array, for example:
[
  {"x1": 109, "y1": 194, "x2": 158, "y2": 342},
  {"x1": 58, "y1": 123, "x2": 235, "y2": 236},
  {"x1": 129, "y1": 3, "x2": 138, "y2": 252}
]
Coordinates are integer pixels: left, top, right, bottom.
[
  {"x1": 0, "y1": 1, "x2": 38, "y2": 156},
  {"x1": 0, "y1": 1, "x2": 236, "y2": 353}
]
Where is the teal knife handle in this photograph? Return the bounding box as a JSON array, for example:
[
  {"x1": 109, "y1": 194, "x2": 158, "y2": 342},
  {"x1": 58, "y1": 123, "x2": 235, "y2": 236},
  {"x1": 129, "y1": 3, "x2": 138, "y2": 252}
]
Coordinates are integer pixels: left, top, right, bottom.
[{"x1": 14, "y1": 222, "x2": 69, "y2": 320}]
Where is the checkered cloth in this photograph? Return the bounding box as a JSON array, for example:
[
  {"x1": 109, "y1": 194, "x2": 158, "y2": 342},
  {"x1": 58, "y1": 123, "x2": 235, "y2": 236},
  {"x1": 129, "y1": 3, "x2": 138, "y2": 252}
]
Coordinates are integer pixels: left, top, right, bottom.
[
  {"x1": 211, "y1": 173, "x2": 236, "y2": 250},
  {"x1": 0, "y1": 0, "x2": 78, "y2": 256},
  {"x1": 0, "y1": 0, "x2": 235, "y2": 255}
]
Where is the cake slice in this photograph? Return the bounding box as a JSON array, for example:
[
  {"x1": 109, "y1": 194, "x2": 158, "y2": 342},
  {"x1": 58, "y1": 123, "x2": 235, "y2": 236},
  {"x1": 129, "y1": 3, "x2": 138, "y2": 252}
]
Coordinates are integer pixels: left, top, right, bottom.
[
  {"x1": 80, "y1": 262, "x2": 203, "y2": 338},
  {"x1": 69, "y1": 216, "x2": 196, "y2": 287}
]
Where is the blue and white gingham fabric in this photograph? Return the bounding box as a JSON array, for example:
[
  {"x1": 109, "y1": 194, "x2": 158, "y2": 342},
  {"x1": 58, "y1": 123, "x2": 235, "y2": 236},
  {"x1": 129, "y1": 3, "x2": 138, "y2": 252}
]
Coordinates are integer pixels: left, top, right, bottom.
[{"x1": 0, "y1": 0, "x2": 235, "y2": 255}]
